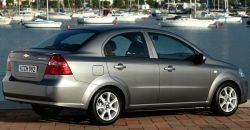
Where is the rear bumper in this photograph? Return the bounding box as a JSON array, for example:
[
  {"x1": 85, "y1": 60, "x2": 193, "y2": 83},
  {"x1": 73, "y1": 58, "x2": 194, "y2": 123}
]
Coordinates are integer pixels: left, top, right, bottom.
[{"x1": 2, "y1": 73, "x2": 90, "y2": 109}]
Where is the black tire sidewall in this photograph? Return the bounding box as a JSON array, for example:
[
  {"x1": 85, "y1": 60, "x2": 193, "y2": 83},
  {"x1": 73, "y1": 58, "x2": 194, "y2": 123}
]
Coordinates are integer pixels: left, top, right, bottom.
[
  {"x1": 89, "y1": 88, "x2": 122, "y2": 125},
  {"x1": 213, "y1": 82, "x2": 239, "y2": 116}
]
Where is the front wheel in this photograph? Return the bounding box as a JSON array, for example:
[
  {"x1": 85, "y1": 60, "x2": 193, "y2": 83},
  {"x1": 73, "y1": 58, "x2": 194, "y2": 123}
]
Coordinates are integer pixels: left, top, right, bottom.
[
  {"x1": 89, "y1": 88, "x2": 122, "y2": 125},
  {"x1": 212, "y1": 82, "x2": 239, "y2": 116}
]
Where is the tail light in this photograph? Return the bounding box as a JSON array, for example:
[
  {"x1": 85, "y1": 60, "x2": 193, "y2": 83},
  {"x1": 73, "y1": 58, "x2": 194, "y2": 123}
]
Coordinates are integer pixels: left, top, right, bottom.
[
  {"x1": 7, "y1": 56, "x2": 11, "y2": 71},
  {"x1": 45, "y1": 54, "x2": 72, "y2": 75}
]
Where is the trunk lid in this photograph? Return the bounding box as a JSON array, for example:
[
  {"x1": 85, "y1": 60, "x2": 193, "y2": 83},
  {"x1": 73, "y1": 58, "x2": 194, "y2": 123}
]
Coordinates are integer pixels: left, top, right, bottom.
[{"x1": 8, "y1": 50, "x2": 66, "y2": 82}]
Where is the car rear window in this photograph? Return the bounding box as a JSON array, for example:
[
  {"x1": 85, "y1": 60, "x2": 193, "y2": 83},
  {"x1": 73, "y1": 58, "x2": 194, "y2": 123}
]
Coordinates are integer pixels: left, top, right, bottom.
[{"x1": 33, "y1": 30, "x2": 95, "y2": 51}]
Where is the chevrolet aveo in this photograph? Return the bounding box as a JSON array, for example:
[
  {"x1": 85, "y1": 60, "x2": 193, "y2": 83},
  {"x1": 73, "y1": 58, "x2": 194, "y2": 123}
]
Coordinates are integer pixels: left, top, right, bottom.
[{"x1": 2, "y1": 26, "x2": 248, "y2": 125}]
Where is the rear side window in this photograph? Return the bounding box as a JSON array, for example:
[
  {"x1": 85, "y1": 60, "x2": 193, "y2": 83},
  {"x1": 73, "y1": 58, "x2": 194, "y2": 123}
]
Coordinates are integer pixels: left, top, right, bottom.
[
  {"x1": 33, "y1": 30, "x2": 95, "y2": 51},
  {"x1": 104, "y1": 32, "x2": 149, "y2": 58}
]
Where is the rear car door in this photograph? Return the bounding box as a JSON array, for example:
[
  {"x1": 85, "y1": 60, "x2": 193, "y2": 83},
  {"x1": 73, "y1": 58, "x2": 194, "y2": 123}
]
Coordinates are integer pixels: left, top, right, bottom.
[
  {"x1": 104, "y1": 32, "x2": 159, "y2": 107},
  {"x1": 148, "y1": 32, "x2": 211, "y2": 104}
]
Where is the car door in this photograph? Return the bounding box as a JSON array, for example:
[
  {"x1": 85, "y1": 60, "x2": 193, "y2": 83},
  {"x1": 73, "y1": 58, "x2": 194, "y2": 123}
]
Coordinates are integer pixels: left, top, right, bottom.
[
  {"x1": 148, "y1": 32, "x2": 211, "y2": 104},
  {"x1": 104, "y1": 32, "x2": 159, "y2": 107}
]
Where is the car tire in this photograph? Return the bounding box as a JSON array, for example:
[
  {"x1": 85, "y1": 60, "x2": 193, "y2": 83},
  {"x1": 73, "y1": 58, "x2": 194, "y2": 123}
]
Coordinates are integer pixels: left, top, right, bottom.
[
  {"x1": 212, "y1": 82, "x2": 239, "y2": 116},
  {"x1": 32, "y1": 104, "x2": 62, "y2": 118},
  {"x1": 89, "y1": 88, "x2": 122, "y2": 125}
]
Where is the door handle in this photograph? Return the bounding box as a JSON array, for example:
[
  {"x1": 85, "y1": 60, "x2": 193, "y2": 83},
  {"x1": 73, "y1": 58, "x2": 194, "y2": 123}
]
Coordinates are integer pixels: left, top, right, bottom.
[
  {"x1": 164, "y1": 66, "x2": 175, "y2": 72},
  {"x1": 114, "y1": 63, "x2": 126, "y2": 70}
]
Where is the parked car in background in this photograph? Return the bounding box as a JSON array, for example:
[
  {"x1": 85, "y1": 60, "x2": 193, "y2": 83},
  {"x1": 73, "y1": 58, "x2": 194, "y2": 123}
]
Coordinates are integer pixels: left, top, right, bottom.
[{"x1": 2, "y1": 26, "x2": 248, "y2": 125}]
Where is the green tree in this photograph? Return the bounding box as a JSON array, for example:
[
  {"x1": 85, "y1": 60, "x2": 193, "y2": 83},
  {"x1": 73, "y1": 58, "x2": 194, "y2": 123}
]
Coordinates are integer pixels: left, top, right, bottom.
[
  {"x1": 92, "y1": 0, "x2": 99, "y2": 8},
  {"x1": 21, "y1": 1, "x2": 30, "y2": 7},
  {"x1": 113, "y1": 0, "x2": 124, "y2": 8},
  {"x1": 124, "y1": 0, "x2": 129, "y2": 8},
  {"x1": 139, "y1": 0, "x2": 145, "y2": 5},
  {"x1": 6, "y1": 0, "x2": 14, "y2": 7},
  {"x1": 49, "y1": 1, "x2": 58, "y2": 8},
  {"x1": 103, "y1": 1, "x2": 110, "y2": 8},
  {"x1": 238, "y1": 0, "x2": 249, "y2": 7},
  {"x1": 146, "y1": 0, "x2": 154, "y2": 8}
]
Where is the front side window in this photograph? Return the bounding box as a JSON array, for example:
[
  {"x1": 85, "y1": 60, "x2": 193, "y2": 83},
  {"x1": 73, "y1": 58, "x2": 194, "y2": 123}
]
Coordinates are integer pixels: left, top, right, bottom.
[
  {"x1": 33, "y1": 30, "x2": 95, "y2": 51},
  {"x1": 104, "y1": 32, "x2": 149, "y2": 58},
  {"x1": 149, "y1": 33, "x2": 194, "y2": 60}
]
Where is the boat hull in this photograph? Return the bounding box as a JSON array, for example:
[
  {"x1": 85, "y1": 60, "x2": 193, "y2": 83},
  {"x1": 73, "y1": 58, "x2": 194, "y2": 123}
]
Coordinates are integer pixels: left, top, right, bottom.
[
  {"x1": 23, "y1": 20, "x2": 62, "y2": 28},
  {"x1": 12, "y1": 15, "x2": 34, "y2": 22},
  {"x1": 83, "y1": 17, "x2": 115, "y2": 24},
  {"x1": 216, "y1": 16, "x2": 242, "y2": 23},
  {"x1": 161, "y1": 18, "x2": 215, "y2": 28},
  {"x1": 0, "y1": 17, "x2": 12, "y2": 25}
]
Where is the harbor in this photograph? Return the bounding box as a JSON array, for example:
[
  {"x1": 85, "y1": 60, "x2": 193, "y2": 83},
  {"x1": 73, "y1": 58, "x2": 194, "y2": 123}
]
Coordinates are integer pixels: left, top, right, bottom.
[
  {"x1": 0, "y1": 0, "x2": 249, "y2": 26},
  {"x1": 0, "y1": 2, "x2": 250, "y2": 130}
]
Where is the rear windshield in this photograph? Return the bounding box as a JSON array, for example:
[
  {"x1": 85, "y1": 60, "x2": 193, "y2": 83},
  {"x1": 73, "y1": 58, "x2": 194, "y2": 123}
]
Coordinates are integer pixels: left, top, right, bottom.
[{"x1": 33, "y1": 30, "x2": 95, "y2": 51}]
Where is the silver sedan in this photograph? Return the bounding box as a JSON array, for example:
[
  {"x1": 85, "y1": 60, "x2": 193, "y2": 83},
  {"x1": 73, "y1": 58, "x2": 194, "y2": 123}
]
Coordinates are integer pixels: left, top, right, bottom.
[{"x1": 2, "y1": 26, "x2": 248, "y2": 125}]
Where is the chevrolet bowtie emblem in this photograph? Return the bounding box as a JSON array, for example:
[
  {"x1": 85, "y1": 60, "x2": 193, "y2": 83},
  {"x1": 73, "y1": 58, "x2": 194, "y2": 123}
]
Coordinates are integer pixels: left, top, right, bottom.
[{"x1": 24, "y1": 54, "x2": 30, "y2": 58}]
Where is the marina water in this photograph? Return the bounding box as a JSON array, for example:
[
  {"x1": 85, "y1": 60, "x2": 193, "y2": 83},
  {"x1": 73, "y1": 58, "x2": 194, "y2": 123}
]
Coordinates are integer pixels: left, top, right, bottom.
[{"x1": 0, "y1": 20, "x2": 250, "y2": 108}]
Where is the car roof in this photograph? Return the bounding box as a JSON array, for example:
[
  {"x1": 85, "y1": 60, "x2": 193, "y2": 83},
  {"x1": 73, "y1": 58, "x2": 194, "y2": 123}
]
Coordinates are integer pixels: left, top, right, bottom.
[{"x1": 70, "y1": 25, "x2": 163, "y2": 33}]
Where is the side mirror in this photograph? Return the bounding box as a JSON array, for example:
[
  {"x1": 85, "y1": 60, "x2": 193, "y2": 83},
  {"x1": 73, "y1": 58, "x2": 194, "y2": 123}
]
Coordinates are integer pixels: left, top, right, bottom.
[{"x1": 193, "y1": 53, "x2": 206, "y2": 64}]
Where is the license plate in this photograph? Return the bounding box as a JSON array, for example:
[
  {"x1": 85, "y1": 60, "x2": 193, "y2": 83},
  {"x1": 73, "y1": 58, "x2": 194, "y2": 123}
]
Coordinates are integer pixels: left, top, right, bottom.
[{"x1": 18, "y1": 65, "x2": 37, "y2": 73}]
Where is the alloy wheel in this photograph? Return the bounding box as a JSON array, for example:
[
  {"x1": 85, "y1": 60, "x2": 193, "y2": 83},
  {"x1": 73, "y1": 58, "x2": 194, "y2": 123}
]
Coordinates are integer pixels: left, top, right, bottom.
[
  {"x1": 95, "y1": 91, "x2": 120, "y2": 121},
  {"x1": 219, "y1": 86, "x2": 238, "y2": 113}
]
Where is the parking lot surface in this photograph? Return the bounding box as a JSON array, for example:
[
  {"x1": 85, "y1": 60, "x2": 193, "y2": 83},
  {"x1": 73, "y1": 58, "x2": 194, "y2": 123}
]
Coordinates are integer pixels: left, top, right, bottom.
[{"x1": 0, "y1": 108, "x2": 250, "y2": 130}]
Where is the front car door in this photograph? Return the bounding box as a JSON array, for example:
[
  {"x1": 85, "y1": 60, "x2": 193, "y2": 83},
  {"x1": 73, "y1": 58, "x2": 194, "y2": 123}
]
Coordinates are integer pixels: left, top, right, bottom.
[
  {"x1": 104, "y1": 32, "x2": 159, "y2": 108},
  {"x1": 147, "y1": 32, "x2": 211, "y2": 104}
]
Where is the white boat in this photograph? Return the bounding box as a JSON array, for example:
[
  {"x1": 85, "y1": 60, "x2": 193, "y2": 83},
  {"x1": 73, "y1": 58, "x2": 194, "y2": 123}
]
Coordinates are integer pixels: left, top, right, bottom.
[
  {"x1": 224, "y1": 15, "x2": 242, "y2": 23},
  {"x1": 117, "y1": 14, "x2": 150, "y2": 23},
  {"x1": 50, "y1": 12, "x2": 71, "y2": 21},
  {"x1": 214, "y1": 0, "x2": 242, "y2": 23},
  {"x1": 22, "y1": 0, "x2": 62, "y2": 28},
  {"x1": 22, "y1": 18, "x2": 62, "y2": 28},
  {"x1": 39, "y1": 12, "x2": 71, "y2": 21},
  {"x1": 12, "y1": 8, "x2": 34, "y2": 22},
  {"x1": 216, "y1": 15, "x2": 242, "y2": 23},
  {"x1": 161, "y1": 17, "x2": 215, "y2": 28},
  {"x1": 12, "y1": 13, "x2": 34, "y2": 22},
  {"x1": 160, "y1": 0, "x2": 214, "y2": 28},
  {"x1": 0, "y1": 16, "x2": 11, "y2": 25},
  {"x1": 82, "y1": 16, "x2": 115, "y2": 24},
  {"x1": 109, "y1": 10, "x2": 149, "y2": 23},
  {"x1": 237, "y1": 11, "x2": 249, "y2": 18},
  {"x1": 72, "y1": 11, "x2": 96, "y2": 19}
]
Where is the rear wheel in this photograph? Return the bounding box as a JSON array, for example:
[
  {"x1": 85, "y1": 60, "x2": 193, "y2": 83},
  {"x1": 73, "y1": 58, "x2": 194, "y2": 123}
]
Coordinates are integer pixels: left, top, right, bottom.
[
  {"x1": 32, "y1": 104, "x2": 62, "y2": 118},
  {"x1": 212, "y1": 82, "x2": 239, "y2": 116},
  {"x1": 89, "y1": 88, "x2": 122, "y2": 125}
]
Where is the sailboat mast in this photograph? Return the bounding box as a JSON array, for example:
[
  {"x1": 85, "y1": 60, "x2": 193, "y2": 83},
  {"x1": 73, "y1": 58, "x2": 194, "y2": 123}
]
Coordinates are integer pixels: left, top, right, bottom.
[
  {"x1": 213, "y1": 0, "x2": 215, "y2": 10},
  {"x1": 167, "y1": 0, "x2": 169, "y2": 11},
  {"x1": 218, "y1": 0, "x2": 220, "y2": 10},
  {"x1": 190, "y1": 0, "x2": 191, "y2": 18},
  {"x1": 46, "y1": 0, "x2": 49, "y2": 20},
  {"x1": 195, "y1": 0, "x2": 197, "y2": 18},
  {"x1": 58, "y1": 0, "x2": 60, "y2": 13},
  {"x1": 245, "y1": 0, "x2": 247, "y2": 12},
  {"x1": 226, "y1": 0, "x2": 228, "y2": 12},
  {"x1": 130, "y1": 0, "x2": 132, "y2": 9},
  {"x1": 36, "y1": 0, "x2": 39, "y2": 11},
  {"x1": 18, "y1": 0, "x2": 20, "y2": 15},
  {"x1": 137, "y1": 0, "x2": 139, "y2": 11},
  {"x1": 223, "y1": 0, "x2": 228, "y2": 12}
]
